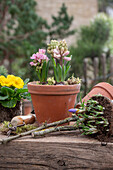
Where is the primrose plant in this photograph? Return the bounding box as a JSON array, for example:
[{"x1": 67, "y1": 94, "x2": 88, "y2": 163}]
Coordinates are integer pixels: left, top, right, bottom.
[
  {"x1": 0, "y1": 75, "x2": 30, "y2": 108},
  {"x1": 30, "y1": 39, "x2": 80, "y2": 85}
]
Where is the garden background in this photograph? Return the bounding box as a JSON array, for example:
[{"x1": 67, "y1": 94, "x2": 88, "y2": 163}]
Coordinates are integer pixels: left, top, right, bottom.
[{"x1": 0, "y1": 0, "x2": 113, "y2": 99}]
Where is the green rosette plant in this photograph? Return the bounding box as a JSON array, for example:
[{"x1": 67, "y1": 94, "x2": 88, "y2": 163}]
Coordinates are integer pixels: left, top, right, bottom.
[{"x1": 0, "y1": 75, "x2": 30, "y2": 108}]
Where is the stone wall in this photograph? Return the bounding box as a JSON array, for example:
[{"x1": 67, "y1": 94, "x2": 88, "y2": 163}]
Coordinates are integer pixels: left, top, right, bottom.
[{"x1": 36, "y1": 0, "x2": 98, "y2": 45}]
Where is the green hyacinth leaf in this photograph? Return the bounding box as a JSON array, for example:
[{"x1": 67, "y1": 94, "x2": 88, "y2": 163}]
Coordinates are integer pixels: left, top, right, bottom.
[
  {"x1": 62, "y1": 65, "x2": 66, "y2": 80},
  {"x1": 57, "y1": 63, "x2": 63, "y2": 82},
  {"x1": 65, "y1": 65, "x2": 71, "y2": 77},
  {"x1": 46, "y1": 61, "x2": 49, "y2": 81},
  {"x1": 53, "y1": 65, "x2": 58, "y2": 82},
  {"x1": 42, "y1": 61, "x2": 47, "y2": 82}
]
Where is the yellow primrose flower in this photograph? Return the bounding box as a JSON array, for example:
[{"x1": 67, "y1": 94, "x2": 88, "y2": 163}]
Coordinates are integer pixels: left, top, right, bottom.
[
  {"x1": 0, "y1": 75, "x2": 24, "y2": 89},
  {"x1": 0, "y1": 75, "x2": 7, "y2": 86},
  {"x1": 13, "y1": 76, "x2": 24, "y2": 89},
  {"x1": 5, "y1": 75, "x2": 16, "y2": 87}
]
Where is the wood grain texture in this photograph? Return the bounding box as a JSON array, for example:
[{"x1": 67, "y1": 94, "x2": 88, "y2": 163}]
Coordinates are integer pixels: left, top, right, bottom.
[{"x1": 0, "y1": 131, "x2": 113, "y2": 169}]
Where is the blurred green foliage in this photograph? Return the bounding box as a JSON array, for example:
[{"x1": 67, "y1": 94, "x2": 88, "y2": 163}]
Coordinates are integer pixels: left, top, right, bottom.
[
  {"x1": 0, "y1": 1, "x2": 75, "y2": 80},
  {"x1": 49, "y1": 3, "x2": 75, "y2": 40},
  {"x1": 0, "y1": 0, "x2": 49, "y2": 80},
  {"x1": 98, "y1": 0, "x2": 113, "y2": 12},
  {"x1": 0, "y1": 65, "x2": 8, "y2": 77},
  {"x1": 69, "y1": 13, "x2": 111, "y2": 77}
]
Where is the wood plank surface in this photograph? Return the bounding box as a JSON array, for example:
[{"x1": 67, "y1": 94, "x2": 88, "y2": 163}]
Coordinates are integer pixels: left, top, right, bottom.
[{"x1": 0, "y1": 131, "x2": 113, "y2": 169}]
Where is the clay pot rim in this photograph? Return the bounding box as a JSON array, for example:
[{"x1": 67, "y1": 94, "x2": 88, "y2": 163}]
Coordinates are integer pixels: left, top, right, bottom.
[
  {"x1": 27, "y1": 82, "x2": 81, "y2": 95},
  {"x1": 93, "y1": 82, "x2": 113, "y2": 98}
]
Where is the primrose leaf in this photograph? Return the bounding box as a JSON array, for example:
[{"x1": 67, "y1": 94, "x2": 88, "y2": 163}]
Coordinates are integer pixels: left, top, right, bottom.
[
  {"x1": 20, "y1": 92, "x2": 31, "y2": 100},
  {"x1": 0, "y1": 95, "x2": 9, "y2": 100},
  {"x1": 0, "y1": 98, "x2": 17, "y2": 108},
  {"x1": 15, "y1": 88, "x2": 28, "y2": 94},
  {"x1": 1, "y1": 86, "x2": 14, "y2": 96}
]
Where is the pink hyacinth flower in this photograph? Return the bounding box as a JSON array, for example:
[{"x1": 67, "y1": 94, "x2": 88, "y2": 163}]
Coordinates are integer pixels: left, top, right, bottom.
[
  {"x1": 39, "y1": 49, "x2": 46, "y2": 54},
  {"x1": 30, "y1": 54, "x2": 37, "y2": 60},
  {"x1": 62, "y1": 51, "x2": 70, "y2": 56},
  {"x1": 54, "y1": 54, "x2": 61, "y2": 59},
  {"x1": 53, "y1": 49, "x2": 60, "y2": 55},
  {"x1": 63, "y1": 57, "x2": 71, "y2": 61},
  {"x1": 30, "y1": 62, "x2": 37, "y2": 66}
]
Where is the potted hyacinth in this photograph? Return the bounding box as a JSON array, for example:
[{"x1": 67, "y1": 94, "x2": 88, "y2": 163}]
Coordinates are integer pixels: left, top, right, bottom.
[
  {"x1": 27, "y1": 40, "x2": 81, "y2": 124},
  {"x1": 0, "y1": 75, "x2": 30, "y2": 122}
]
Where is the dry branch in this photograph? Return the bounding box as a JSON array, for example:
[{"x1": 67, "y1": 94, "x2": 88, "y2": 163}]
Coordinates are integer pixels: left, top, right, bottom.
[
  {"x1": 32, "y1": 125, "x2": 78, "y2": 137},
  {"x1": 0, "y1": 116, "x2": 77, "y2": 144}
]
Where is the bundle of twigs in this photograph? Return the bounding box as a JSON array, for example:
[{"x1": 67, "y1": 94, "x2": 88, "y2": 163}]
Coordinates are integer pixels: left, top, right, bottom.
[{"x1": 0, "y1": 95, "x2": 113, "y2": 144}]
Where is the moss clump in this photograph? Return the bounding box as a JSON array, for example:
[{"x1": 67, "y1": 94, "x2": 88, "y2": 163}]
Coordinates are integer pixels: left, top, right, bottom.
[{"x1": 0, "y1": 121, "x2": 37, "y2": 135}]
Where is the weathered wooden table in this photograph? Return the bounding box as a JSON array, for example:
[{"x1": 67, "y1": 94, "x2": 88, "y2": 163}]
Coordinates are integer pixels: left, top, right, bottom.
[{"x1": 0, "y1": 130, "x2": 113, "y2": 170}]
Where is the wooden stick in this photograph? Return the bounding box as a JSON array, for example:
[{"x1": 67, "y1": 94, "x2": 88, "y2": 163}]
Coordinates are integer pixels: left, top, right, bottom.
[
  {"x1": 0, "y1": 116, "x2": 77, "y2": 144},
  {"x1": 32, "y1": 125, "x2": 78, "y2": 137},
  {"x1": 83, "y1": 58, "x2": 88, "y2": 95},
  {"x1": 93, "y1": 57, "x2": 99, "y2": 85},
  {"x1": 101, "y1": 54, "x2": 106, "y2": 81}
]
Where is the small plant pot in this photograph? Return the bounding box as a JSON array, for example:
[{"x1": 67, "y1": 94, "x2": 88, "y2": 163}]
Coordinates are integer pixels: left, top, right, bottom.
[
  {"x1": 23, "y1": 99, "x2": 32, "y2": 115},
  {"x1": 82, "y1": 82, "x2": 113, "y2": 102},
  {"x1": 28, "y1": 82, "x2": 81, "y2": 124}
]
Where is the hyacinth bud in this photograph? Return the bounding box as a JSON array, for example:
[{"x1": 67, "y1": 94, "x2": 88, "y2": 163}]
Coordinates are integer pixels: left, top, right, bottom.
[
  {"x1": 59, "y1": 39, "x2": 67, "y2": 48},
  {"x1": 63, "y1": 51, "x2": 70, "y2": 56},
  {"x1": 47, "y1": 49, "x2": 51, "y2": 54},
  {"x1": 47, "y1": 40, "x2": 59, "y2": 56},
  {"x1": 61, "y1": 47, "x2": 64, "y2": 54}
]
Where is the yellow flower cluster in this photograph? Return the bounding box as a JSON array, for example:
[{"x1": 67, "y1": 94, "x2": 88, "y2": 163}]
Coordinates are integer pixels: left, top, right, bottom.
[{"x1": 0, "y1": 75, "x2": 24, "y2": 89}]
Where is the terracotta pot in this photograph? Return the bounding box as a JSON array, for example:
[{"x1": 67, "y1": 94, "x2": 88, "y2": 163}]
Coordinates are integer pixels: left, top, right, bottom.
[
  {"x1": 27, "y1": 82, "x2": 81, "y2": 124},
  {"x1": 82, "y1": 82, "x2": 113, "y2": 102},
  {"x1": 23, "y1": 99, "x2": 32, "y2": 115}
]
